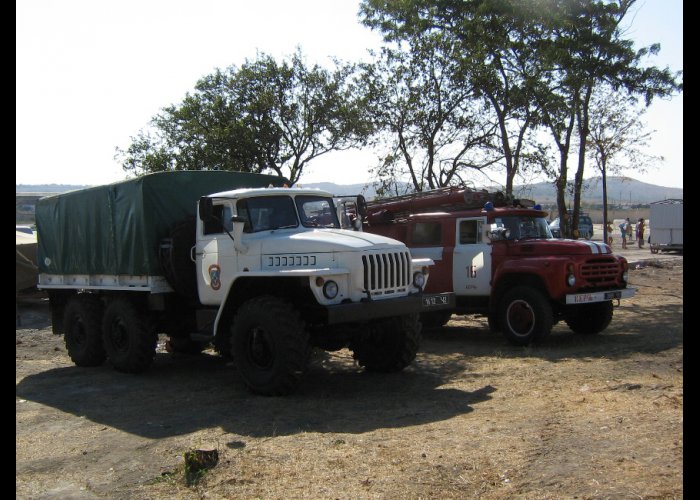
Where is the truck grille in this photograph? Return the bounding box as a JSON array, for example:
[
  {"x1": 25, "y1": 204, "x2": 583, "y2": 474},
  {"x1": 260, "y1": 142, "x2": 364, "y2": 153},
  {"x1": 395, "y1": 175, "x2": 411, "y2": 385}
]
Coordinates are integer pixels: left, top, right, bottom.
[
  {"x1": 362, "y1": 251, "x2": 411, "y2": 295},
  {"x1": 580, "y1": 258, "x2": 620, "y2": 287}
]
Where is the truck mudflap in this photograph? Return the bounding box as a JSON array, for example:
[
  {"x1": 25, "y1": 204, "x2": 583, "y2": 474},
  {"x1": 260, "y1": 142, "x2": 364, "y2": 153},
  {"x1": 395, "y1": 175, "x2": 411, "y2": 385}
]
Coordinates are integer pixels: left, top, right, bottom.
[
  {"x1": 565, "y1": 287, "x2": 636, "y2": 305},
  {"x1": 325, "y1": 292, "x2": 455, "y2": 325}
]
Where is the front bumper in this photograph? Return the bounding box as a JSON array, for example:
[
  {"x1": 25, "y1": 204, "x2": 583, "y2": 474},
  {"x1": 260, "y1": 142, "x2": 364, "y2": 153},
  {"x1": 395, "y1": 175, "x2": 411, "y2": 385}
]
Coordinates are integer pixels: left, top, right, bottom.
[
  {"x1": 565, "y1": 287, "x2": 636, "y2": 305},
  {"x1": 325, "y1": 292, "x2": 455, "y2": 325}
]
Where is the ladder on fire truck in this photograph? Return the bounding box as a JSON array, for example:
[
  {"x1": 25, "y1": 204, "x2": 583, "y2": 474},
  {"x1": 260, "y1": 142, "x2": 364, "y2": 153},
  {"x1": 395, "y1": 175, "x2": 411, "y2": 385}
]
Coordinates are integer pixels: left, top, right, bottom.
[{"x1": 365, "y1": 186, "x2": 535, "y2": 224}]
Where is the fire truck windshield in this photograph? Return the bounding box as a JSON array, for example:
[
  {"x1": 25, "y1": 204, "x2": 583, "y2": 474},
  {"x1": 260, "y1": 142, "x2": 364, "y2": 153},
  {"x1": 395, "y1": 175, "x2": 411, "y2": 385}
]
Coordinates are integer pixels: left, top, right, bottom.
[{"x1": 494, "y1": 216, "x2": 553, "y2": 240}]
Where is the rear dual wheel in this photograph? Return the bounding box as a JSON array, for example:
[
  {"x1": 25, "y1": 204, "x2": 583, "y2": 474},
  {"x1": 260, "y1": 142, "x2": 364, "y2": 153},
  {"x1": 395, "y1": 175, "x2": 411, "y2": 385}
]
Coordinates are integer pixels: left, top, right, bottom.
[
  {"x1": 63, "y1": 294, "x2": 106, "y2": 367},
  {"x1": 102, "y1": 298, "x2": 157, "y2": 373}
]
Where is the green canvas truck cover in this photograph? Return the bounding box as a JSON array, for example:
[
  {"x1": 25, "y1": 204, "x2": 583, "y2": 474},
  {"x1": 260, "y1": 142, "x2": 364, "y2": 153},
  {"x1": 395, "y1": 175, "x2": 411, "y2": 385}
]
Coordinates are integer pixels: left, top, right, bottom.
[{"x1": 36, "y1": 171, "x2": 288, "y2": 276}]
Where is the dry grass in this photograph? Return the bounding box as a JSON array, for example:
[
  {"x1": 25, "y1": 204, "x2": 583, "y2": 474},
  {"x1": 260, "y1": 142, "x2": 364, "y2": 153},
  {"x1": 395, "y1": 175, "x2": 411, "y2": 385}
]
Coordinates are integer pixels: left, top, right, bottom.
[{"x1": 16, "y1": 260, "x2": 682, "y2": 499}]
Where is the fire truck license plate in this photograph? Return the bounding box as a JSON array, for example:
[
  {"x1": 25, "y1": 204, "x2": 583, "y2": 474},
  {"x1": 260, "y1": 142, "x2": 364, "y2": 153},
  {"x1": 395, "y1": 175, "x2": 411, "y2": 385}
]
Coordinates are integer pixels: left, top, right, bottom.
[
  {"x1": 423, "y1": 295, "x2": 449, "y2": 307},
  {"x1": 604, "y1": 291, "x2": 622, "y2": 299}
]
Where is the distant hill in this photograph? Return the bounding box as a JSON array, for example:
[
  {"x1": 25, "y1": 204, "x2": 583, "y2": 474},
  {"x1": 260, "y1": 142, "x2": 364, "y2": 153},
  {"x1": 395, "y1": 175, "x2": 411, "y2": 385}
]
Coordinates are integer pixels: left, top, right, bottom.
[
  {"x1": 17, "y1": 175, "x2": 682, "y2": 204},
  {"x1": 509, "y1": 177, "x2": 683, "y2": 205},
  {"x1": 16, "y1": 184, "x2": 89, "y2": 193},
  {"x1": 303, "y1": 176, "x2": 682, "y2": 204}
]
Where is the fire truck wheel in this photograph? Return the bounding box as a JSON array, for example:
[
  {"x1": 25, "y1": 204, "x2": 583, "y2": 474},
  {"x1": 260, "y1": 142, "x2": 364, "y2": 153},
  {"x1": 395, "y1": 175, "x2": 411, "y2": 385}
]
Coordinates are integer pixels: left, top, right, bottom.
[
  {"x1": 565, "y1": 301, "x2": 613, "y2": 335},
  {"x1": 102, "y1": 298, "x2": 157, "y2": 373},
  {"x1": 63, "y1": 294, "x2": 106, "y2": 367},
  {"x1": 499, "y1": 287, "x2": 553, "y2": 346},
  {"x1": 230, "y1": 296, "x2": 310, "y2": 396},
  {"x1": 350, "y1": 314, "x2": 421, "y2": 372}
]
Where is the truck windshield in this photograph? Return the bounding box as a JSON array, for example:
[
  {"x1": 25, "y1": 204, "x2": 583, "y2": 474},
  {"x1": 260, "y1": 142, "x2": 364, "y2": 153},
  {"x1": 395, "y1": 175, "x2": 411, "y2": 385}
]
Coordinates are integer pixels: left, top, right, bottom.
[
  {"x1": 236, "y1": 196, "x2": 299, "y2": 232},
  {"x1": 495, "y1": 216, "x2": 553, "y2": 240},
  {"x1": 295, "y1": 196, "x2": 341, "y2": 228}
]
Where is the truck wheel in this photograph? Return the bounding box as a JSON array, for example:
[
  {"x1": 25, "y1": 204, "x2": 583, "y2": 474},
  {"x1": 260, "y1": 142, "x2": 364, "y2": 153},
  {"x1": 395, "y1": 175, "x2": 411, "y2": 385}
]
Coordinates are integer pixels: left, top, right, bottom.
[
  {"x1": 565, "y1": 301, "x2": 613, "y2": 335},
  {"x1": 499, "y1": 287, "x2": 553, "y2": 346},
  {"x1": 63, "y1": 294, "x2": 106, "y2": 367},
  {"x1": 102, "y1": 298, "x2": 157, "y2": 373},
  {"x1": 350, "y1": 314, "x2": 421, "y2": 373},
  {"x1": 230, "y1": 296, "x2": 310, "y2": 395},
  {"x1": 420, "y1": 310, "x2": 452, "y2": 329}
]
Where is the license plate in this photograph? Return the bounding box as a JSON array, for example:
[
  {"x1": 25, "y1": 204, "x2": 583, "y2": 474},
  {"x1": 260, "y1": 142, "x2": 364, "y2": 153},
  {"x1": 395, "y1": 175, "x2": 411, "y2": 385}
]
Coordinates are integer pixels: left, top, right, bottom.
[
  {"x1": 423, "y1": 295, "x2": 449, "y2": 307},
  {"x1": 604, "y1": 291, "x2": 622, "y2": 299}
]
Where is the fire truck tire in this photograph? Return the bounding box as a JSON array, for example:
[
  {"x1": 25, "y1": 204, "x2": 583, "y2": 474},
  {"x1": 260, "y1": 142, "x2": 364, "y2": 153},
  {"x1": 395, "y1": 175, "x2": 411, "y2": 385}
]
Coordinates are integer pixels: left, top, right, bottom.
[
  {"x1": 565, "y1": 301, "x2": 613, "y2": 335},
  {"x1": 63, "y1": 294, "x2": 106, "y2": 367},
  {"x1": 102, "y1": 298, "x2": 157, "y2": 373},
  {"x1": 350, "y1": 314, "x2": 421, "y2": 372},
  {"x1": 230, "y1": 296, "x2": 310, "y2": 395},
  {"x1": 499, "y1": 287, "x2": 553, "y2": 346}
]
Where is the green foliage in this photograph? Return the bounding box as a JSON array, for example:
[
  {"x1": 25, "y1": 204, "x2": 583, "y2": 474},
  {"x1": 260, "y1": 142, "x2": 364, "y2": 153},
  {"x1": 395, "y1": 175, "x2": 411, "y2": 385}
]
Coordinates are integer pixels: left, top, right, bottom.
[{"x1": 117, "y1": 49, "x2": 370, "y2": 184}]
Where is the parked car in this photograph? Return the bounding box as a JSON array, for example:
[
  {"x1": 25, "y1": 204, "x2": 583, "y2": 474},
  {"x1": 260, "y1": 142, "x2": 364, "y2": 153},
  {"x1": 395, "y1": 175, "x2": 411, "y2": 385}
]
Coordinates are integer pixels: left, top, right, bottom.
[{"x1": 549, "y1": 213, "x2": 593, "y2": 239}]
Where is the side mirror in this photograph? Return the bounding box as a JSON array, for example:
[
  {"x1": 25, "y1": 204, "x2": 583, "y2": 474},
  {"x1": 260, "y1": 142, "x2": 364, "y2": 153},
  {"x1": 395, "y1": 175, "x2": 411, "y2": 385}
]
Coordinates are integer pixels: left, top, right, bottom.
[{"x1": 198, "y1": 197, "x2": 213, "y2": 221}]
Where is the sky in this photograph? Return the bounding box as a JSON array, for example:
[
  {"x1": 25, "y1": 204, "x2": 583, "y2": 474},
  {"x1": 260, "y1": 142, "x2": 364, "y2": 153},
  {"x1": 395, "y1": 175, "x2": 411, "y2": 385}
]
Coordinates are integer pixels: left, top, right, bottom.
[{"x1": 16, "y1": 0, "x2": 683, "y2": 189}]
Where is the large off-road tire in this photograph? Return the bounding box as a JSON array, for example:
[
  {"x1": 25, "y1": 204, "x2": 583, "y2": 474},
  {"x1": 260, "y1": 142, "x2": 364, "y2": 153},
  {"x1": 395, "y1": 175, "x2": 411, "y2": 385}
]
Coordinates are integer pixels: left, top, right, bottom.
[
  {"x1": 565, "y1": 301, "x2": 613, "y2": 335},
  {"x1": 63, "y1": 294, "x2": 106, "y2": 367},
  {"x1": 420, "y1": 310, "x2": 452, "y2": 329},
  {"x1": 499, "y1": 286, "x2": 553, "y2": 346},
  {"x1": 160, "y1": 217, "x2": 198, "y2": 300},
  {"x1": 102, "y1": 298, "x2": 157, "y2": 373},
  {"x1": 350, "y1": 314, "x2": 421, "y2": 373},
  {"x1": 230, "y1": 296, "x2": 310, "y2": 395}
]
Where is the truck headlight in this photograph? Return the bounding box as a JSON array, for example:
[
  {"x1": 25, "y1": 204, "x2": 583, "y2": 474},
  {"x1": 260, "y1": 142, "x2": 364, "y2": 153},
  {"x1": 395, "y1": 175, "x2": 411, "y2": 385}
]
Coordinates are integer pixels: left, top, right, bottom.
[
  {"x1": 323, "y1": 280, "x2": 339, "y2": 299},
  {"x1": 567, "y1": 274, "x2": 576, "y2": 287},
  {"x1": 622, "y1": 270, "x2": 628, "y2": 282},
  {"x1": 413, "y1": 271, "x2": 426, "y2": 289}
]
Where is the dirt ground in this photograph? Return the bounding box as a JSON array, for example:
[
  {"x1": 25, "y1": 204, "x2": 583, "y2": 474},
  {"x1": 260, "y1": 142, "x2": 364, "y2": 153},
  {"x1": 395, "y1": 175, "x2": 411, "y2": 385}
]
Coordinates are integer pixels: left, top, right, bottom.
[{"x1": 16, "y1": 255, "x2": 683, "y2": 499}]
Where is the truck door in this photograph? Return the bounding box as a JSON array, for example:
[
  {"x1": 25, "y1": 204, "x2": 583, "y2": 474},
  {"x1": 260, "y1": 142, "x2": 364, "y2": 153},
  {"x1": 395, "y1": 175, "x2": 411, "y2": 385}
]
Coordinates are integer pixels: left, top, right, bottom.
[
  {"x1": 452, "y1": 217, "x2": 491, "y2": 296},
  {"x1": 195, "y1": 203, "x2": 235, "y2": 306}
]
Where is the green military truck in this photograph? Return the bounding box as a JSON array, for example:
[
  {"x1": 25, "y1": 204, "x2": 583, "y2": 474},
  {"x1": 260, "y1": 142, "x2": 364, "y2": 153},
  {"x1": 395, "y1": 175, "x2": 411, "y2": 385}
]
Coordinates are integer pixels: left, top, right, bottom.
[{"x1": 37, "y1": 171, "x2": 453, "y2": 395}]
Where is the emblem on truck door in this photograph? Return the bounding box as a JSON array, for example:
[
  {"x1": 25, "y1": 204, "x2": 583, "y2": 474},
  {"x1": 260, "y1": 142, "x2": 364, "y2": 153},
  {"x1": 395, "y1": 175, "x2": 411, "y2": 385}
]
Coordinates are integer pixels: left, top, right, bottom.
[{"x1": 208, "y1": 264, "x2": 222, "y2": 290}]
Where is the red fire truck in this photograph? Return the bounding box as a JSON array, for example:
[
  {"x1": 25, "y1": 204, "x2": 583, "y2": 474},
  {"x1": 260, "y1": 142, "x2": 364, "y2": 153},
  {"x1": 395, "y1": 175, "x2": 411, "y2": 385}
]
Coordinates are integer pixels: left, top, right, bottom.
[{"x1": 361, "y1": 187, "x2": 635, "y2": 345}]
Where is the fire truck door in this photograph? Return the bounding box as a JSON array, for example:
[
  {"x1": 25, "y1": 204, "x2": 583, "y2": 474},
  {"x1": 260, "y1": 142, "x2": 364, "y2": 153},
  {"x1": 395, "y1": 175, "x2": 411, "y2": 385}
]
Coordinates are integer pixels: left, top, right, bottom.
[{"x1": 452, "y1": 217, "x2": 491, "y2": 295}]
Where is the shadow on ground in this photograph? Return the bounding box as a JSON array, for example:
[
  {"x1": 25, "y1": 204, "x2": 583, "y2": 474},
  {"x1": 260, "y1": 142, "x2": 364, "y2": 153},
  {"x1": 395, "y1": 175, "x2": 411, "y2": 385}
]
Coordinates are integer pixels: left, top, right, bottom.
[
  {"x1": 16, "y1": 350, "x2": 494, "y2": 439},
  {"x1": 422, "y1": 301, "x2": 682, "y2": 362}
]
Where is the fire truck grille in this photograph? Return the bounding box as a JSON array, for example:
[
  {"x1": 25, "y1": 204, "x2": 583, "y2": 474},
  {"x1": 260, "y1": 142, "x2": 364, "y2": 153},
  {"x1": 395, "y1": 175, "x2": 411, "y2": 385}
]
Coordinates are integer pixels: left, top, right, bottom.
[
  {"x1": 581, "y1": 258, "x2": 620, "y2": 286},
  {"x1": 362, "y1": 251, "x2": 411, "y2": 295}
]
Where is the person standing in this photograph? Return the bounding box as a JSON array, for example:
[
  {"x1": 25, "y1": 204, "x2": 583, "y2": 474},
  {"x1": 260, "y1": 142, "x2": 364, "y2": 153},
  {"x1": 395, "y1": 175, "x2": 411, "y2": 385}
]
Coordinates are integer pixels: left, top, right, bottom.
[
  {"x1": 637, "y1": 218, "x2": 646, "y2": 248},
  {"x1": 620, "y1": 218, "x2": 630, "y2": 249},
  {"x1": 606, "y1": 220, "x2": 614, "y2": 246}
]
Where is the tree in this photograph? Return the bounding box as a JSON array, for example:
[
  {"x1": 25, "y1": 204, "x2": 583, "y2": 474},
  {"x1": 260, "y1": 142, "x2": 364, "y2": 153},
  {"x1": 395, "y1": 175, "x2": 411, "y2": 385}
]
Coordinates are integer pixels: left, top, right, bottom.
[
  {"x1": 359, "y1": 37, "x2": 497, "y2": 195},
  {"x1": 117, "y1": 50, "x2": 370, "y2": 184},
  {"x1": 360, "y1": 0, "x2": 546, "y2": 197},
  {"x1": 586, "y1": 88, "x2": 661, "y2": 244},
  {"x1": 529, "y1": 0, "x2": 681, "y2": 237}
]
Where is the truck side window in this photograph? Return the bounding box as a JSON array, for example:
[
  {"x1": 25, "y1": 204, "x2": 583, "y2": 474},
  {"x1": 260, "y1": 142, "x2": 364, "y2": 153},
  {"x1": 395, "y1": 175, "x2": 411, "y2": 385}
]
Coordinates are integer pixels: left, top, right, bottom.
[
  {"x1": 411, "y1": 222, "x2": 442, "y2": 245},
  {"x1": 459, "y1": 220, "x2": 480, "y2": 244},
  {"x1": 203, "y1": 205, "x2": 233, "y2": 235}
]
